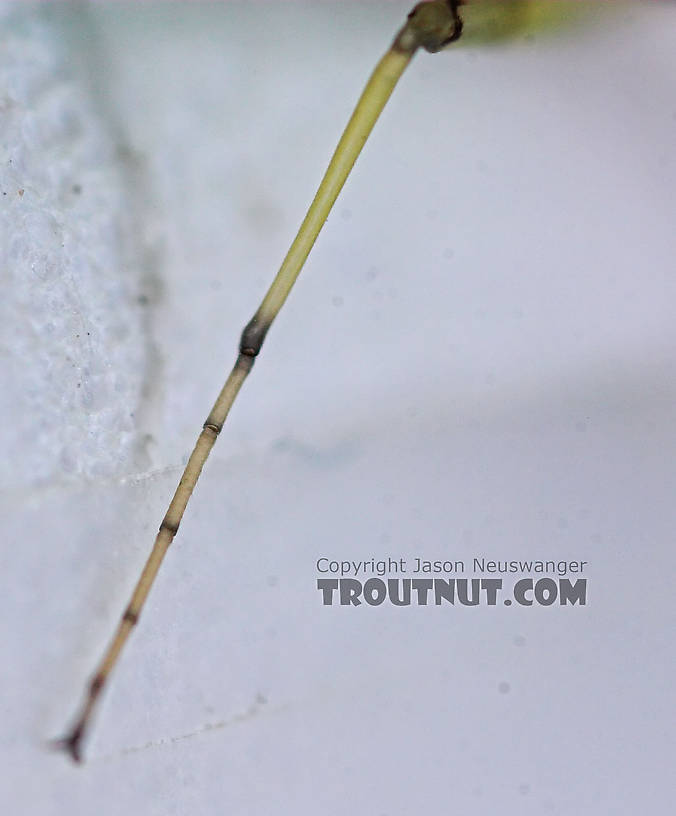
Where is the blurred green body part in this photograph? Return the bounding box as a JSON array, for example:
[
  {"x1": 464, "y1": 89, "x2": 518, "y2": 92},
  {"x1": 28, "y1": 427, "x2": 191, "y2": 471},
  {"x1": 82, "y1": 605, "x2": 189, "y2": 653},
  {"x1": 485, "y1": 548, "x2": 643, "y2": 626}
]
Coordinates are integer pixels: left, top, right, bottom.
[{"x1": 459, "y1": 0, "x2": 595, "y2": 46}]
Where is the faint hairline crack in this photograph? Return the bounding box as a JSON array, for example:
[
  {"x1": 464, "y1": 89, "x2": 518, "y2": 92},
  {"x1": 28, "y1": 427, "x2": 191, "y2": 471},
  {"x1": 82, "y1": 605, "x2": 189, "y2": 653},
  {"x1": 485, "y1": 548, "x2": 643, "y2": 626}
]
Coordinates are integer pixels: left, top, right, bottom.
[{"x1": 93, "y1": 694, "x2": 290, "y2": 763}]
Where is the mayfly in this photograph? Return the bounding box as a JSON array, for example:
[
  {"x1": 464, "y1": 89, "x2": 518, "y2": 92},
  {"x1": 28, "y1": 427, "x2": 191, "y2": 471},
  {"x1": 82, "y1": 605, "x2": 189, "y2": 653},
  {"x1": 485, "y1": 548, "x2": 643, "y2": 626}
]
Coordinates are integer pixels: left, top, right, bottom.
[{"x1": 55, "y1": 0, "x2": 583, "y2": 762}]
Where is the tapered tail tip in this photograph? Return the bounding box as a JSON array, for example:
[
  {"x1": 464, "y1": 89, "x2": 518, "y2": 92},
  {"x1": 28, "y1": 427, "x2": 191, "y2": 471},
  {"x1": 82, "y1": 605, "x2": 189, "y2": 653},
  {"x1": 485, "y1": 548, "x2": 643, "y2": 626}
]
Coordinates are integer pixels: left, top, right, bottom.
[{"x1": 50, "y1": 726, "x2": 85, "y2": 764}]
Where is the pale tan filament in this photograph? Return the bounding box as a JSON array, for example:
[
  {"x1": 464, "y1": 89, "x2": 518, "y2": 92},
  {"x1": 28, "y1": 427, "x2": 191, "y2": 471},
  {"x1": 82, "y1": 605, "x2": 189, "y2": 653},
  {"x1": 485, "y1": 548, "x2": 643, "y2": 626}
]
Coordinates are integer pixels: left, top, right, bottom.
[{"x1": 55, "y1": 1, "x2": 463, "y2": 763}]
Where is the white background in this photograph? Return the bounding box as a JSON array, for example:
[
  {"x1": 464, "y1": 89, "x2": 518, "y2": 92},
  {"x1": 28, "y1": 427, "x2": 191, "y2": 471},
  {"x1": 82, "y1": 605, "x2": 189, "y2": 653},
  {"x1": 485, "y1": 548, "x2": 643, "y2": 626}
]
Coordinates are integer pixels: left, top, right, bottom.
[{"x1": 1, "y1": 2, "x2": 674, "y2": 813}]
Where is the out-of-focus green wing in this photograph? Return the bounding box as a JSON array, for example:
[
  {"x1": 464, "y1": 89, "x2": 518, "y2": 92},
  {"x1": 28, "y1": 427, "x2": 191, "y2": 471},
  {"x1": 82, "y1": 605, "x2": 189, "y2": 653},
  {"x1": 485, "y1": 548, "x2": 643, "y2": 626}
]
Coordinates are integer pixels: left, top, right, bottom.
[{"x1": 458, "y1": 0, "x2": 604, "y2": 46}]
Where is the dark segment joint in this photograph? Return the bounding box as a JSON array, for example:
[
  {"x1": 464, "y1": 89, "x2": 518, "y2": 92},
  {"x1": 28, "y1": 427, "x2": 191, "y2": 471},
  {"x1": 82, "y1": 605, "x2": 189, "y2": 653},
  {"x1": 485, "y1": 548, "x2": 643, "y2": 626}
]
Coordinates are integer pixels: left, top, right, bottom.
[
  {"x1": 123, "y1": 608, "x2": 139, "y2": 626},
  {"x1": 395, "y1": 0, "x2": 463, "y2": 54},
  {"x1": 89, "y1": 674, "x2": 104, "y2": 696},
  {"x1": 239, "y1": 317, "x2": 269, "y2": 358},
  {"x1": 203, "y1": 421, "x2": 222, "y2": 436},
  {"x1": 439, "y1": 2, "x2": 463, "y2": 49},
  {"x1": 160, "y1": 519, "x2": 180, "y2": 536}
]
